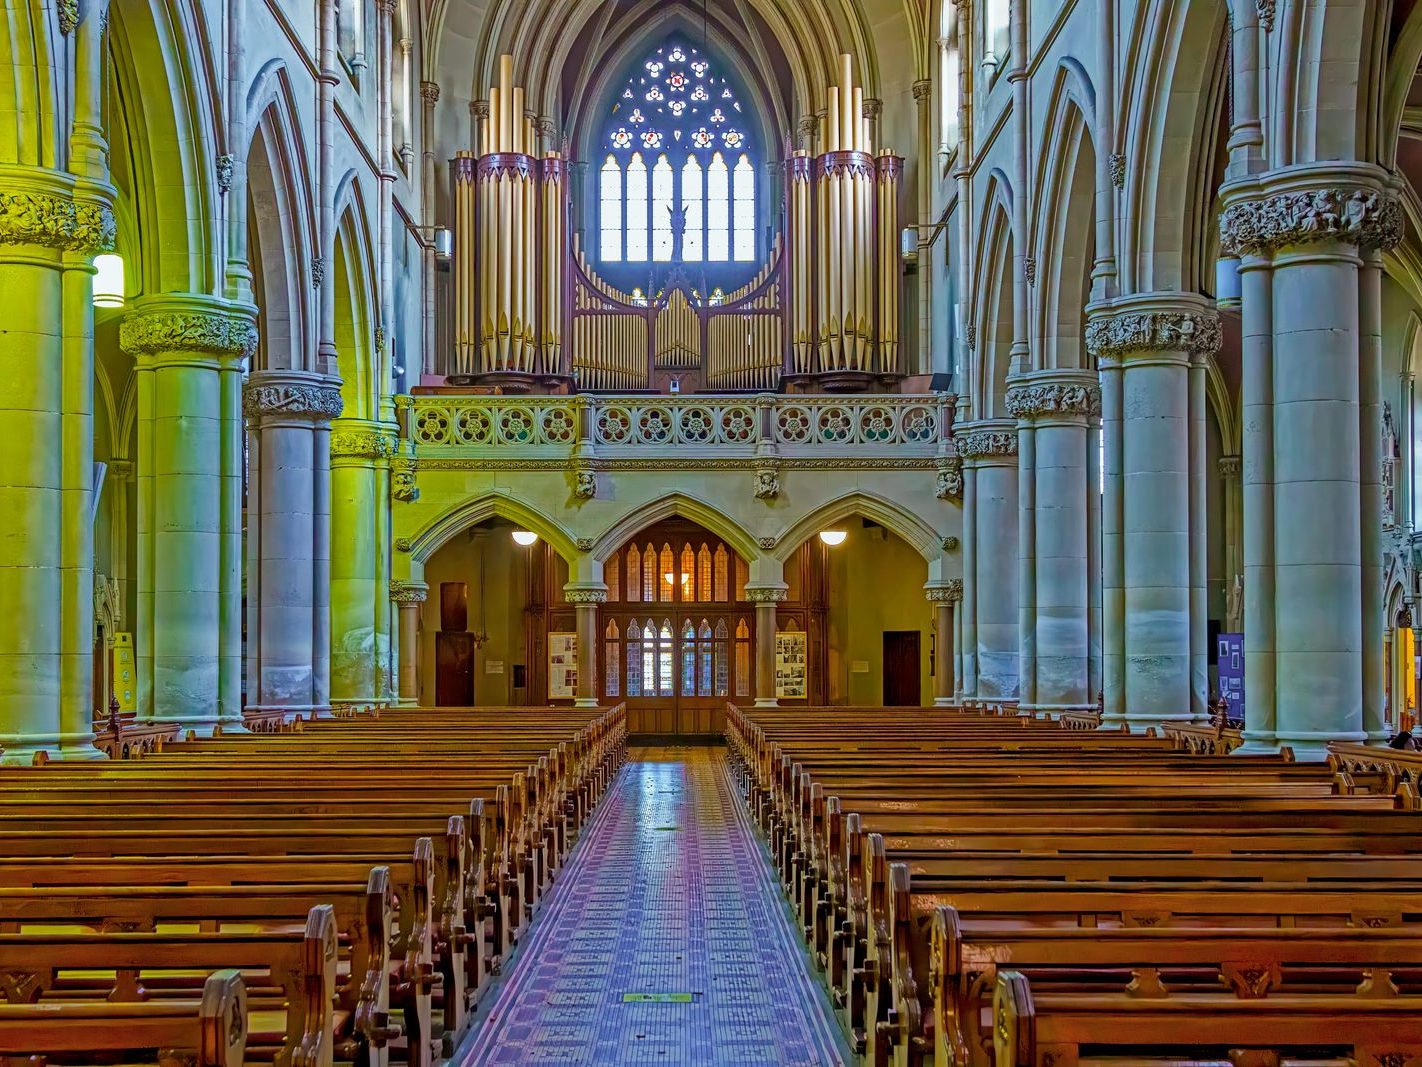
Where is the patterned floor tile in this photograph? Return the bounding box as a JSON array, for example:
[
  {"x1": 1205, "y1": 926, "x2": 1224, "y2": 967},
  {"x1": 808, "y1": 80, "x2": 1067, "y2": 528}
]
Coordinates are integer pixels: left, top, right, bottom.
[{"x1": 457, "y1": 749, "x2": 850, "y2": 1066}]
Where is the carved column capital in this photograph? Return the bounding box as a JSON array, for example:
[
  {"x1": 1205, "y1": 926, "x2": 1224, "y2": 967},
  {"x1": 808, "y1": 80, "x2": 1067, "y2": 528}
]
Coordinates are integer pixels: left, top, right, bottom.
[
  {"x1": 1220, "y1": 181, "x2": 1403, "y2": 258},
  {"x1": 0, "y1": 172, "x2": 116, "y2": 255},
  {"x1": 1218, "y1": 455, "x2": 1242, "y2": 478},
  {"x1": 911, "y1": 80, "x2": 933, "y2": 103},
  {"x1": 120, "y1": 296, "x2": 258, "y2": 360},
  {"x1": 563, "y1": 584, "x2": 608, "y2": 605},
  {"x1": 330, "y1": 420, "x2": 401, "y2": 459},
  {"x1": 954, "y1": 421, "x2": 1019, "y2": 459},
  {"x1": 243, "y1": 371, "x2": 345, "y2": 424},
  {"x1": 1085, "y1": 297, "x2": 1221, "y2": 363},
  {"x1": 1005, "y1": 372, "x2": 1102, "y2": 421},
  {"x1": 926, "y1": 579, "x2": 963, "y2": 603},
  {"x1": 420, "y1": 81, "x2": 441, "y2": 104},
  {"x1": 744, "y1": 585, "x2": 789, "y2": 604},
  {"x1": 390, "y1": 580, "x2": 429, "y2": 604}
]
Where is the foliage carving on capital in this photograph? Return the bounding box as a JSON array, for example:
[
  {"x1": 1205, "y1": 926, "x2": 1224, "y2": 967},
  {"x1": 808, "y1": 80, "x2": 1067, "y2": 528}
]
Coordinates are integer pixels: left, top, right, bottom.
[
  {"x1": 311, "y1": 257, "x2": 325, "y2": 289},
  {"x1": 745, "y1": 586, "x2": 789, "y2": 604},
  {"x1": 575, "y1": 537, "x2": 595, "y2": 552},
  {"x1": 394, "y1": 537, "x2": 413, "y2": 553},
  {"x1": 1005, "y1": 381, "x2": 1101, "y2": 420},
  {"x1": 1024, "y1": 256, "x2": 1037, "y2": 286},
  {"x1": 1255, "y1": 0, "x2": 1275, "y2": 31},
  {"x1": 1218, "y1": 455, "x2": 1242, "y2": 478},
  {"x1": 941, "y1": 536, "x2": 960, "y2": 552},
  {"x1": 421, "y1": 81, "x2": 440, "y2": 104},
  {"x1": 120, "y1": 309, "x2": 257, "y2": 358},
  {"x1": 0, "y1": 190, "x2": 115, "y2": 254},
  {"x1": 389, "y1": 581, "x2": 428, "y2": 604},
  {"x1": 954, "y1": 429, "x2": 1018, "y2": 458},
  {"x1": 1108, "y1": 152, "x2": 1126, "y2": 189},
  {"x1": 216, "y1": 155, "x2": 235, "y2": 195},
  {"x1": 565, "y1": 587, "x2": 608, "y2": 605},
  {"x1": 243, "y1": 381, "x2": 344, "y2": 423},
  {"x1": 1219, "y1": 186, "x2": 1403, "y2": 257},
  {"x1": 1084, "y1": 309, "x2": 1221, "y2": 361},
  {"x1": 57, "y1": 0, "x2": 78, "y2": 33},
  {"x1": 926, "y1": 581, "x2": 961, "y2": 603},
  {"x1": 330, "y1": 427, "x2": 400, "y2": 459}
]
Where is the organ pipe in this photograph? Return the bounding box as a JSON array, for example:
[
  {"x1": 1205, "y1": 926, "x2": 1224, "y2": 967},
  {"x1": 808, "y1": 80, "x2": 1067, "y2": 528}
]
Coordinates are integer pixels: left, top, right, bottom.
[
  {"x1": 786, "y1": 52, "x2": 903, "y2": 383},
  {"x1": 447, "y1": 54, "x2": 569, "y2": 383}
]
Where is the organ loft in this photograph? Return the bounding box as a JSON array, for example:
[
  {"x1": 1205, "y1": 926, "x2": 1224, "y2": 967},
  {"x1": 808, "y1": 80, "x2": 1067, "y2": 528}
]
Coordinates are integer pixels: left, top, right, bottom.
[{"x1": 2, "y1": 0, "x2": 1422, "y2": 1062}]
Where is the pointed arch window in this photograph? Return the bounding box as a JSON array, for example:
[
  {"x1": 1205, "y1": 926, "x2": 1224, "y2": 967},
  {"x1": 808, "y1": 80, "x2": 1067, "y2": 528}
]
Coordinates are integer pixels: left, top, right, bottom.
[{"x1": 598, "y1": 39, "x2": 759, "y2": 266}]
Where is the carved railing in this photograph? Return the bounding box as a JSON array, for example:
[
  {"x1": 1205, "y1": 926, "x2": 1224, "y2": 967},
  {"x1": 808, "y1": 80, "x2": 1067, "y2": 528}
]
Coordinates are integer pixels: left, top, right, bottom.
[
  {"x1": 408, "y1": 393, "x2": 953, "y2": 464},
  {"x1": 1329, "y1": 742, "x2": 1422, "y2": 809},
  {"x1": 1161, "y1": 721, "x2": 1244, "y2": 755}
]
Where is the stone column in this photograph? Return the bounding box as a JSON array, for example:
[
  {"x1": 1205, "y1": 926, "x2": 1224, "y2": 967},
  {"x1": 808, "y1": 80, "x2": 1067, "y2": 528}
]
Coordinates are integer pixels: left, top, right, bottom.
[
  {"x1": 391, "y1": 580, "x2": 428, "y2": 706},
  {"x1": 1219, "y1": 455, "x2": 1244, "y2": 633},
  {"x1": 122, "y1": 296, "x2": 257, "y2": 733},
  {"x1": 0, "y1": 172, "x2": 114, "y2": 762},
  {"x1": 1087, "y1": 295, "x2": 1219, "y2": 726},
  {"x1": 242, "y1": 372, "x2": 343, "y2": 711},
  {"x1": 957, "y1": 422, "x2": 1019, "y2": 703},
  {"x1": 329, "y1": 420, "x2": 399, "y2": 702},
  {"x1": 926, "y1": 580, "x2": 960, "y2": 706},
  {"x1": 564, "y1": 585, "x2": 607, "y2": 708},
  {"x1": 1220, "y1": 170, "x2": 1402, "y2": 757},
  {"x1": 746, "y1": 585, "x2": 788, "y2": 708},
  {"x1": 1006, "y1": 373, "x2": 1102, "y2": 713}
]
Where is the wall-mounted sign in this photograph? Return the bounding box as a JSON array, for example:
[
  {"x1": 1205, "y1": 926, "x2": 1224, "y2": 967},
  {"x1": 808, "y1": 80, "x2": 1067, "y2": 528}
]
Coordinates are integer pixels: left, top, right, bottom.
[
  {"x1": 1217, "y1": 633, "x2": 1244, "y2": 721},
  {"x1": 775, "y1": 630, "x2": 807, "y2": 700},
  {"x1": 111, "y1": 632, "x2": 136, "y2": 711},
  {"x1": 548, "y1": 632, "x2": 578, "y2": 699}
]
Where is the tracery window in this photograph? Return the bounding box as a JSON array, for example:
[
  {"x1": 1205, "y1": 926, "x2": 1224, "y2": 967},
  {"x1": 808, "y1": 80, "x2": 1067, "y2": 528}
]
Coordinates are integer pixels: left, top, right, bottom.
[
  {"x1": 599, "y1": 41, "x2": 757, "y2": 264},
  {"x1": 939, "y1": 3, "x2": 961, "y2": 158}
]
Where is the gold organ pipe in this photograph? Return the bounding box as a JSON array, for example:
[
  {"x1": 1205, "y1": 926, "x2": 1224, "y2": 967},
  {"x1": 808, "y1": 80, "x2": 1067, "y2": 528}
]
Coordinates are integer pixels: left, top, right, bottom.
[
  {"x1": 499, "y1": 55, "x2": 513, "y2": 151},
  {"x1": 827, "y1": 88, "x2": 840, "y2": 155},
  {"x1": 852, "y1": 87, "x2": 864, "y2": 152},
  {"x1": 839, "y1": 54, "x2": 855, "y2": 151}
]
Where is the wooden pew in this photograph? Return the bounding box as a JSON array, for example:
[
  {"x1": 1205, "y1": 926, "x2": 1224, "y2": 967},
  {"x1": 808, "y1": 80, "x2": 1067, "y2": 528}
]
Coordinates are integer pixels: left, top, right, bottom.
[{"x1": 0, "y1": 968, "x2": 247, "y2": 1067}]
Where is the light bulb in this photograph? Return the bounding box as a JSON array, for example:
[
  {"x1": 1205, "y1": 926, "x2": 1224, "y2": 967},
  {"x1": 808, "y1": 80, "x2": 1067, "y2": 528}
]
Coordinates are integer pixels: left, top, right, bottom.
[
  {"x1": 512, "y1": 530, "x2": 539, "y2": 547},
  {"x1": 819, "y1": 530, "x2": 848, "y2": 547},
  {"x1": 92, "y1": 253, "x2": 125, "y2": 308}
]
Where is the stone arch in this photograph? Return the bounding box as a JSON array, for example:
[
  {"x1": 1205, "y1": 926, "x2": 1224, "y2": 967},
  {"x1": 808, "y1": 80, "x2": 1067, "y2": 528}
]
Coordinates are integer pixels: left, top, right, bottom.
[
  {"x1": 771, "y1": 491, "x2": 941, "y2": 563},
  {"x1": 1118, "y1": 0, "x2": 1227, "y2": 296},
  {"x1": 1033, "y1": 61, "x2": 1098, "y2": 372},
  {"x1": 0, "y1": 0, "x2": 63, "y2": 167},
  {"x1": 332, "y1": 185, "x2": 378, "y2": 419},
  {"x1": 590, "y1": 493, "x2": 760, "y2": 565},
  {"x1": 246, "y1": 83, "x2": 315, "y2": 373},
  {"x1": 407, "y1": 492, "x2": 581, "y2": 566},
  {"x1": 1275, "y1": 0, "x2": 1387, "y2": 166},
  {"x1": 106, "y1": 0, "x2": 221, "y2": 294},
  {"x1": 972, "y1": 173, "x2": 1014, "y2": 419}
]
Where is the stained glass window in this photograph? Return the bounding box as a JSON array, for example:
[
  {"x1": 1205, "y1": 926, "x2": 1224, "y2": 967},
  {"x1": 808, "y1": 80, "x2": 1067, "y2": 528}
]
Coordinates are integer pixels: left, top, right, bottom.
[{"x1": 598, "y1": 40, "x2": 757, "y2": 266}]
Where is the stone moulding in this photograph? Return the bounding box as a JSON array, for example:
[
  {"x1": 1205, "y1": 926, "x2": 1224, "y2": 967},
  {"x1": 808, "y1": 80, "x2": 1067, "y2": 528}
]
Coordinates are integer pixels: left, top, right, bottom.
[
  {"x1": 330, "y1": 428, "x2": 401, "y2": 459},
  {"x1": 744, "y1": 586, "x2": 789, "y2": 604},
  {"x1": 564, "y1": 588, "x2": 609, "y2": 605},
  {"x1": 0, "y1": 189, "x2": 116, "y2": 254},
  {"x1": 242, "y1": 382, "x2": 345, "y2": 422},
  {"x1": 926, "y1": 579, "x2": 963, "y2": 603},
  {"x1": 1219, "y1": 186, "x2": 1403, "y2": 258},
  {"x1": 1084, "y1": 309, "x2": 1222, "y2": 362},
  {"x1": 954, "y1": 429, "x2": 1018, "y2": 459},
  {"x1": 389, "y1": 581, "x2": 428, "y2": 604},
  {"x1": 1004, "y1": 381, "x2": 1102, "y2": 419},
  {"x1": 120, "y1": 310, "x2": 258, "y2": 358}
]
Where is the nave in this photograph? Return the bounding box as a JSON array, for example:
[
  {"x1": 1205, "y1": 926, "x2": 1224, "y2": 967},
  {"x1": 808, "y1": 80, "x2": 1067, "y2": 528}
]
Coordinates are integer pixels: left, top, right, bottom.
[{"x1": 459, "y1": 750, "x2": 849, "y2": 1066}]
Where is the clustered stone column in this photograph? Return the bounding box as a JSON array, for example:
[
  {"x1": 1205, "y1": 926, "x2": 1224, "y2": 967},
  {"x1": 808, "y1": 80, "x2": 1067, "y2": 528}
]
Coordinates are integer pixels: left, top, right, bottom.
[
  {"x1": 925, "y1": 580, "x2": 960, "y2": 706},
  {"x1": 1088, "y1": 295, "x2": 1218, "y2": 727},
  {"x1": 243, "y1": 372, "x2": 344, "y2": 712},
  {"x1": 1221, "y1": 167, "x2": 1403, "y2": 756},
  {"x1": 121, "y1": 296, "x2": 256, "y2": 732},
  {"x1": 745, "y1": 584, "x2": 788, "y2": 708},
  {"x1": 329, "y1": 420, "x2": 399, "y2": 703},
  {"x1": 390, "y1": 580, "x2": 428, "y2": 706},
  {"x1": 1006, "y1": 373, "x2": 1102, "y2": 712},
  {"x1": 0, "y1": 173, "x2": 114, "y2": 761},
  {"x1": 956, "y1": 422, "x2": 1019, "y2": 703},
  {"x1": 564, "y1": 584, "x2": 608, "y2": 708}
]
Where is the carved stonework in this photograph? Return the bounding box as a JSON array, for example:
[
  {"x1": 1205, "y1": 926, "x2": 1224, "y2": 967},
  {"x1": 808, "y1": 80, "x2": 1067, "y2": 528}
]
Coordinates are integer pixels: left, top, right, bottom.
[
  {"x1": 473, "y1": 99, "x2": 490, "y2": 120},
  {"x1": 215, "y1": 154, "x2": 235, "y2": 195},
  {"x1": 954, "y1": 429, "x2": 1018, "y2": 459},
  {"x1": 574, "y1": 468, "x2": 597, "y2": 500},
  {"x1": 926, "y1": 582, "x2": 961, "y2": 603},
  {"x1": 1024, "y1": 256, "x2": 1037, "y2": 286},
  {"x1": 1219, "y1": 186, "x2": 1403, "y2": 257},
  {"x1": 330, "y1": 427, "x2": 400, "y2": 459},
  {"x1": 394, "y1": 537, "x2": 413, "y2": 553},
  {"x1": 242, "y1": 381, "x2": 344, "y2": 423},
  {"x1": 1005, "y1": 381, "x2": 1102, "y2": 420},
  {"x1": 964, "y1": 322, "x2": 977, "y2": 350},
  {"x1": 1108, "y1": 152, "x2": 1126, "y2": 189},
  {"x1": 0, "y1": 189, "x2": 115, "y2": 253},
  {"x1": 564, "y1": 587, "x2": 608, "y2": 605},
  {"x1": 389, "y1": 581, "x2": 428, "y2": 604},
  {"x1": 575, "y1": 537, "x2": 595, "y2": 552},
  {"x1": 391, "y1": 456, "x2": 420, "y2": 502},
  {"x1": 374, "y1": 325, "x2": 387, "y2": 356},
  {"x1": 57, "y1": 0, "x2": 78, "y2": 34},
  {"x1": 1085, "y1": 309, "x2": 1222, "y2": 361},
  {"x1": 936, "y1": 460, "x2": 963, "y2": 500},
  {"x1": 757, "y1": 536, "x2": 778, "y2": 551},
  {"x1": 120, "y1": 309, "x2": 257, "y2": 359},
  {"x1": 1255, "y1": 0, "x2": 1275, "y2": 31},
  {"x1": 745, "y1": 586, "x2": 789, "y2": 604},
  {"x1": 941, "y1": 536, "x2": 960, "y2": 552},
  {"x1": 311, "y1": 257, "x2": 325, "y2": 290},
  {"x1": 1218, "y1": 455, "x2": 1242, "y2": 478},
  {"x1": 754, "y1": 468, "x2": 780, "y2": 500},
  {"x1": 421, "y1": 81, "x2": 440, "y2": 104}
]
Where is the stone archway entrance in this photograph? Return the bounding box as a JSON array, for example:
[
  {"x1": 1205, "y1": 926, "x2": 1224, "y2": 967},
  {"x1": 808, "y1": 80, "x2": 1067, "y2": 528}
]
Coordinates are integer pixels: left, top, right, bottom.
[{"x1": 600, "y1": 519, "x2": 754, "y2": 739}]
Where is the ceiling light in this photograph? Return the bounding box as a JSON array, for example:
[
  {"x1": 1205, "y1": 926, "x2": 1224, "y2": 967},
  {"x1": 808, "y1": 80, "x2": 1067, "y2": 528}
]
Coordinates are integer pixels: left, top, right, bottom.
[
  {"x1": 819, "y1": 530, "x2": 847, "y2": 547},
  {"x1": 512, "y1": 530, "x2": 539, "y2": 547}
]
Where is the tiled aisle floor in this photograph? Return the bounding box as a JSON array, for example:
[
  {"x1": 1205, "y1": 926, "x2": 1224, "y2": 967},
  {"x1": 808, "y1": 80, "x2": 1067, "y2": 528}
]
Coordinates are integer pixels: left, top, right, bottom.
[{"x1": 458, "y1": 748, "x2": 851, "y2": 1066}]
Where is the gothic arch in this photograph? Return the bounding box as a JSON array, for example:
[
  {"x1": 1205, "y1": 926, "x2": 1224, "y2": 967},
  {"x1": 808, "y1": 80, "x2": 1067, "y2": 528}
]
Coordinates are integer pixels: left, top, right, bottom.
[
  {"x1": 1118, "y1": 0, "x2": 1227, "y2": 296},
  {"x1": 771, "y1": 492, "x2": 941, "y2": 563},
  {"x1": 0, "y1": 0, "x2": 64, "y2": 166},
  {"x1": 972, "y1": 174, "x2": 1014, "y2": 419},
  {"x1": 1275, "y1": 0, "x2": 1387, "y2": 166},
  {"x1": 332, "y1": 188, "x2": 379, "y2": 419},
  {"x1": 407, "y1": 492, "x2": 580, "y2": 565},
  {"x1": 590, "y1": 493, "x2": 760, "y2": 564},
  {"x1": 1033, "y1": 61, "x2": 1098, "y2": 371}
]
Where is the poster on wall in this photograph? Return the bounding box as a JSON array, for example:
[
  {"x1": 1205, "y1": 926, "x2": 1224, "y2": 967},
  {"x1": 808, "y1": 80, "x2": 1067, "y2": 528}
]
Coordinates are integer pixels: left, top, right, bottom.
[
  {"x1": 1217, "y1": 632, "x2": 1245, "y2": 721},
  {"x1": 548, "y1": 633, "x2": 578, "y2": 699},
  {"x1": 775, "y1": 630, "x2": 808, "y2": 700}
]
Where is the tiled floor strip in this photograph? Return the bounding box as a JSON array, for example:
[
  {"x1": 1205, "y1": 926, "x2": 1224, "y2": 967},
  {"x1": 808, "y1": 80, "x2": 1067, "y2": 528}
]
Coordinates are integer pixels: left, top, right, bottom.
[{"x1": 459, "y1": 748, "x2": 851, "y2": 1066}]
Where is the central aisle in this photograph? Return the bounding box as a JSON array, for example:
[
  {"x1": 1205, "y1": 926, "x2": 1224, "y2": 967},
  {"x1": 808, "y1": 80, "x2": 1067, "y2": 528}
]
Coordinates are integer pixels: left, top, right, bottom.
[{"x1": 459, "y1": 748, "x2": 850, "y2": 1066}]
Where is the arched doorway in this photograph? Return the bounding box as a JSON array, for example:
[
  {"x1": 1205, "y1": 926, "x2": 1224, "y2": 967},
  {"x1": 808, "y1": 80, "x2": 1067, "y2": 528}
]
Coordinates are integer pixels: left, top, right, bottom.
[{"x1": 601, "y1": 519, "x2": 753, "y2": 737}]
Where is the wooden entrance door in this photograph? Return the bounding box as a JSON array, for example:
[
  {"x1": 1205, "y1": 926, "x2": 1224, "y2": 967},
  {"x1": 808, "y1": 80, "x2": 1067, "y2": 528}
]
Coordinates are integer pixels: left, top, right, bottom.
[
  {"x1": 436, "y1": 632, "x2": 476, "y2": 707},
  {"x1": 883, "y1": 631, "x2": 921, "y2": 707},
  {"x1": 600, "y1": 521, "x2": 754, "y2": 738}
]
